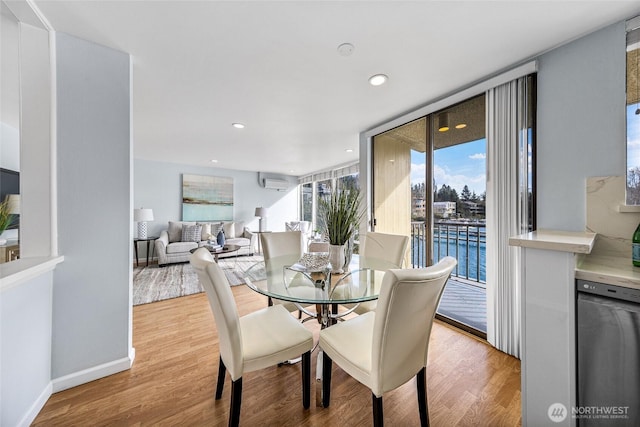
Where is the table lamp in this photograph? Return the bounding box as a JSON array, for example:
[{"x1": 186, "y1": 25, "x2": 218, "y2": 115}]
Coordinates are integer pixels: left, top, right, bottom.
[
  {"x1": 134, "y1": 208, "x2": 154, "y2": 239},
  {"x1": 255, "y1": 207, "x2": 268, "y2": 232}
]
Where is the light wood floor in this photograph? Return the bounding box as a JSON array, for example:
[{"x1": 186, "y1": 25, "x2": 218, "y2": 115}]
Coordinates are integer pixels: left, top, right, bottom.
[{"x1": 33, "y1": 286, "x2": 521, "y2": 426}]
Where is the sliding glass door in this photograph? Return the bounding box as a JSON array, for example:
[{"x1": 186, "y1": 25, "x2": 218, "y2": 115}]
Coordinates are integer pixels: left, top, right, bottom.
[{"x1": 371, "y1": 96, "x2": 489, "y2": 336}]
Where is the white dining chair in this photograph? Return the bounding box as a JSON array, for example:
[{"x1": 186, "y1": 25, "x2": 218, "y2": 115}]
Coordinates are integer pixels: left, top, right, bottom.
[
  {"x1": 319, "y1": 256, "x2": 457, "y2": 427},
  {"x1": 349, "y1": 231, "x2": 410, "y2": 315},
  {"x1": 190, "y1": 248, "x2": 313, "y2": 426},
  {"x1": 261, "y1": 231, "x2": 305, "y2": 313}
]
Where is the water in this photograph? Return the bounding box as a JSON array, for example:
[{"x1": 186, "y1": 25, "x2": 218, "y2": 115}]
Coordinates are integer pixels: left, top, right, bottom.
[{"x1": 412, "y1": 227, "x2": 487, "y2": 283}]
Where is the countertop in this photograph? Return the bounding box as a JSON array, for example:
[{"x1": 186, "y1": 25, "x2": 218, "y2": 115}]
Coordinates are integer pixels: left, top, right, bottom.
[
  {"x1": 509, "y1": 229, "x2": 640, "y2": 289},
  {"x1": 576, "y1": 254, "x2": 640, "y2": 290},
  {"x1": 508, "y1": 229, "x2": 596, "y2": 254}
]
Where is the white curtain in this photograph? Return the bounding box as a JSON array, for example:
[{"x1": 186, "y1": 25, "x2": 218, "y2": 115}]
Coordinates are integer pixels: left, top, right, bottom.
[{"x1": 486, "y1": 77, "x2": 532, "y2": 358}]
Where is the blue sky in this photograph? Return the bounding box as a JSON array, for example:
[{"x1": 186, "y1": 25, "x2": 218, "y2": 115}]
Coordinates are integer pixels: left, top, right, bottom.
[
  {"x1": 627, "y1": 104, "x2": 640, "y2": 170},
  {"x1": 411, "y1": 138, "x2": 487, "y2": 195}
]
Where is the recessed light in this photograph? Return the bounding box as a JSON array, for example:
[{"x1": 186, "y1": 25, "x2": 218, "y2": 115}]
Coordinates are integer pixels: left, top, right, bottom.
[
  {"x1": 232, "y1": 123, "x2": 245, "y2": 129},
  {"x1": 289, "y1": 169, "x2": 295, "y2": 173},
  {"x1": 368, "y1": 74, "x2": 388, "y2": 86},
  {"x1": 345, "y1": 149, "x2": 354, "y2": 153},
  {"x1": 455, "y1": 123, "x2": 467, "y2": 129},
  {"x1": 210, "y1": 159, "x2": 218, "y2": 163}
]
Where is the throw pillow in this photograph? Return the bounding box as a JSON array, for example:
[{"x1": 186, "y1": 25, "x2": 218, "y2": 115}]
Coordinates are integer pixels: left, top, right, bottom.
[
  {"x1": 235, "y1": 221, "x2": 245, "y2": 236},
  {"x1": 168, "y1": 221, "x2": 183, "y2": 243},
  {"x1": 198, "y1": 222, "x2": 212, "y2": 240},
  {"x1": 181, "y1": 224, "x2": 202, "y2": 242},
  {"x1": 286, "y1": 221, "x2": 300, "y2": 232},
  {"x1": 223, "y1": 222, "x2": 236, "y2": 239},
  {"x1": 211, "y1": 222, "x2": 224, "y2": 237}
]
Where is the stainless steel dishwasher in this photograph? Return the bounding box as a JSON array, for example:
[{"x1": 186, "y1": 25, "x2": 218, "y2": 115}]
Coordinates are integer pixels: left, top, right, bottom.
[{"x1": 576, "y1": 279, "x2": 640, "y2": 426}]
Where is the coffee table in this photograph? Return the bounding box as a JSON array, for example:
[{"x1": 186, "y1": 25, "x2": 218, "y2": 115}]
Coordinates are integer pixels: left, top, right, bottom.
[{"x1": 191, "y1": 243, "x2": 241, "y2": 262}]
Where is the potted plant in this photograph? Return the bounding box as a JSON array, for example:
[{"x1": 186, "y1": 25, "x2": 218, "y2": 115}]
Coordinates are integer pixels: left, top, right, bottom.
[
  {"x1": 318, "y1": 187, "x2": 363, "y2": 273},
  {"x1": 0, "y1": 196, "x2": 18, "y2": 245}
]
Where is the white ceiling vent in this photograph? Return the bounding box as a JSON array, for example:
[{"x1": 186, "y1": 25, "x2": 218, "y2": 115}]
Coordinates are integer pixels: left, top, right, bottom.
[{"x1": 263, "y1": 178, "x2": 289, "y2": 191}]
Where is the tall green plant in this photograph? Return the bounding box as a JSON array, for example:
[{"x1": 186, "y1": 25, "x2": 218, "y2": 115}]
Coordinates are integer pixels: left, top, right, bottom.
[
  {"x1": 0, "y1": 197, "x2": 16, "y2": 235},
  {"x1": 318, "y1": 188, "x2": 363, "y2": 246}
]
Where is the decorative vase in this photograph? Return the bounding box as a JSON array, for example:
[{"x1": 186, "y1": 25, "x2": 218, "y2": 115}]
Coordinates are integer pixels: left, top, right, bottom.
[
  {"x1": 343, "y1": 237, "x2": 354, "y2": 271},
  {"x1": 217, "y1": 230, "x2": 226, "y2": 246},
  {"x1": 329, "y1": 244, "x2": 346, "y2": 274}
]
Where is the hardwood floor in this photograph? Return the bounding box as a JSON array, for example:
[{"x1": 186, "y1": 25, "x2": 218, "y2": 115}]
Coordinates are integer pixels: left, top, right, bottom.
[{"x1": 33, "y1": 286, "x2": 521, "y2": 426}]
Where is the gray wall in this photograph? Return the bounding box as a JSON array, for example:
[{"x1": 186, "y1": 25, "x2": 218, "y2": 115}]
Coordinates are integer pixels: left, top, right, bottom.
[
  {"x1": 536, "y1": 22, "x2": 627, "y2": 231},
  {"x1": 134, "y1": 159, "x2": 299, "y2": 258},
  {"x1": 53, "y1": 33, "x2": 132, "y2": 378}
]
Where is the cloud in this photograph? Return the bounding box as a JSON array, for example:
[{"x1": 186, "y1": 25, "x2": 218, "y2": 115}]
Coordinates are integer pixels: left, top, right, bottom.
[
  {"x1": 469, "y1": 153, "x2": 486, "y2": 160},
  {"x1": 434, "y1": 164, "x2": 485, "y2": 195},
  {"x1": 410, "y1": 162, "x2": 486, "y2": 195},
  {"x1": 411, "y1": 162, "x2": 426, "y2": 185}
]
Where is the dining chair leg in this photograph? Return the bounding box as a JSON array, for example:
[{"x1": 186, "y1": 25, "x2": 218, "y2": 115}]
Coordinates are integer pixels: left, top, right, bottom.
[
  {"x1": 268, "y1": 296, "x2": 273, "y2": 306},
  {"x1": 322, "y1": 353, "x2": 332, "y2": 408},
  {"x1": 302, "y1": 350, "x2": 311, "y2": 409},
  {"x1": 229, "y1": 377, "x2": 242, "y2": 427},
  {"x1": 372, "y1": 394, "x2": 384, "y2": 427},
  {"x1": 416, "y1": 367, "x2": 429, "y2": 427},
  {"x1": 216, "y1": 356, "x2": 226, "y2": 400}
]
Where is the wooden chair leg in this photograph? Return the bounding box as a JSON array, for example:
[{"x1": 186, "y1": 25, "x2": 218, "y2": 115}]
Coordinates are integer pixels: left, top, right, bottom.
[
  {"x1": 216, "y1": 356, "x2": 226, "y2": 400},
  {"x1": 372, "y1": 394, "x2": 384, "y2": 427},
  {"x1": 322, "y1": 353, "x2": 332, "y2": 408},
  {"x1": 229, "y1": 377, "x2": 242, "y2": 427},
  {"x1": 416, "y1": 367, "x2": 429, "y2": 427},
  {"x1": 302, "y1": 351, "x2": 311, "y2": 409},
  {"x1": 268, "y1": 296, "x2": 273, "y2": 306}
]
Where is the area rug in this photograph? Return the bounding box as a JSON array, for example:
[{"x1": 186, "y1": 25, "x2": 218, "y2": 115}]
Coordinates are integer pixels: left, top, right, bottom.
[{"x1": 133, "y1": 255, "x2": 264, "y2": 305}]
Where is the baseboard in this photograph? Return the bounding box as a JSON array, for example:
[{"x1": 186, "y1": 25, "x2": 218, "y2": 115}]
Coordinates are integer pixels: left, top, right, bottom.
[
  {"x1": 52, "y1": 347, "x2": 136, "y2": 393},
  {"x1": 17, "y1": 381, "x2": 52, "y2": 427}
]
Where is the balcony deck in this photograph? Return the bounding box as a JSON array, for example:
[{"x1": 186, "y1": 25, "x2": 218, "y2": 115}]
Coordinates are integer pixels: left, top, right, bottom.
[{"x1": 438, "y1": 276, "x2": 487, "y2": 333}]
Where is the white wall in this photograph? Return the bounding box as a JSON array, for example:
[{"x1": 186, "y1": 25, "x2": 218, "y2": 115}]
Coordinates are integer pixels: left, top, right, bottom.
[
  {"x1": 536, "y1": 21, "x2": 627, "y2": 231},
  {"x1": 0, "y1": 13, "x2": 54, "y2": 427},
  {"x1": 134, "y1": 159, "x2": 299, "y2": 257},
  {"x1": 1, "y1": 273, "x2": 53, "y2": 427},
  {"x1": 52, "y1": 33, "x2": 132, "y2": 380}
]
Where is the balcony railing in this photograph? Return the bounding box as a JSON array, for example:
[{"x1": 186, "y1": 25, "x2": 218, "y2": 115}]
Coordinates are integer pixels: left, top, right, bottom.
[{"x1": 411, "y1": 221, "x2": 486, "y2": 285}]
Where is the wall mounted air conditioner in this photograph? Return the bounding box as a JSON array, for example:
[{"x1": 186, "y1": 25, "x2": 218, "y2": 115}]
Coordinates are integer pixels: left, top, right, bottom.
[{"x1": 263, "y1": 178, "x2": 289, "y2": 190}]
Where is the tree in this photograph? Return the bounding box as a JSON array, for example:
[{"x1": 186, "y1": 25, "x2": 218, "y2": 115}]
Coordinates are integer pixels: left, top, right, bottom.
[
  {"x1": 435, "y1": 184, "x2": 458, "y2": 202},
  {"x1": 628, "y1": 167, "x2": 640, "y2": 205},
  {"x1": 461, "y1": 185, "x2": 471, "y2": 201}
]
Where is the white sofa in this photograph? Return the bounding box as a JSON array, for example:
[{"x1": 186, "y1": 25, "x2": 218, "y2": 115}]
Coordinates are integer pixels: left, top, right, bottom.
[{"x1": 155, "y1": 221, "x2": 257, "y2": 267}]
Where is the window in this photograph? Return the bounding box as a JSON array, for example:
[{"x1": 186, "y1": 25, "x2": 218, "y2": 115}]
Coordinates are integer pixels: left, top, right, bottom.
[
  {"x1": 300, "y1": 183, "x2": 312, "y2": 222},
  {"x1": 626, "y1": 17, "x2": 640, "y2": 204},
  {"x1": 298, "y1": 163, "x2": 359, "y2": 234}
]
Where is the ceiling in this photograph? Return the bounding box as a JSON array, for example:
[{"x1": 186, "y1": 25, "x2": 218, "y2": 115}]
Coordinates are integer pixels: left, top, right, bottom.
[{"x1": 27, "y1": 1, "x2": 640, "y2": 177}]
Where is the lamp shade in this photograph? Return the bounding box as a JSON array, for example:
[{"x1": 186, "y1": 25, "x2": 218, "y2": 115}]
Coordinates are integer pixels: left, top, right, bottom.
[
  {"x1": 134, "y1": 208, "x2": 154, "y2": 222},
  {"x1": 6, "y1": 194, "x2": 20, "y2": 214},
  {"x1": 255, "y1": 207, "x2": 268, "y2": 218}
]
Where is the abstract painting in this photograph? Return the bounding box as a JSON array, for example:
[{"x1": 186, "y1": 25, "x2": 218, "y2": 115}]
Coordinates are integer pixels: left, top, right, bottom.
[{"x1": 182, "y1": 174, "x2": 233, "y2": 221}]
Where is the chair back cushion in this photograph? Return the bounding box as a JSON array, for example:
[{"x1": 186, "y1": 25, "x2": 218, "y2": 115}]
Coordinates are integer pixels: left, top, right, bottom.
[
  {"x1": 362, "y1": 232, "x2": 410, "y2": 268},
  {"x1": 261, "y1": 231, "x2": 303, "y2": 261},
  {"x1": 371, "y1": 256, "x2": 457, "y2": 395},
  {"x1": 190, "y1": 248, "x2": 244, "y2": 380}
]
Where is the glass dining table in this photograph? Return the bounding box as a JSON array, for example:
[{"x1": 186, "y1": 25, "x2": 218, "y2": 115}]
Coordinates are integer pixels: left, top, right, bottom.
[
  {"x1": 242, "y1": 252, "x2": 395, "y2": 328},
  {"x1": 242, "y1": 252, "x2": 397, "y2": 405}
]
